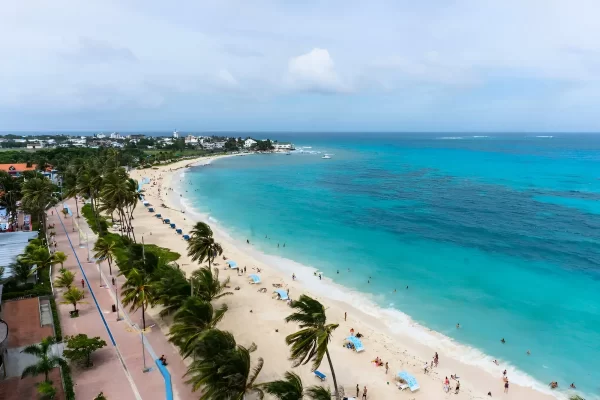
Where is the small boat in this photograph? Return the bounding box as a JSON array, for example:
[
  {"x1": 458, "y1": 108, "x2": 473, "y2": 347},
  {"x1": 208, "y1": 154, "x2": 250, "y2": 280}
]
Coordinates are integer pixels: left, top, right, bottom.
[
  {"x1": 322, "y1": 154, "x2": 331, "y2": 159},
  {"x1": 285, "y1": 152, "x2": 291, "y2": 155}
]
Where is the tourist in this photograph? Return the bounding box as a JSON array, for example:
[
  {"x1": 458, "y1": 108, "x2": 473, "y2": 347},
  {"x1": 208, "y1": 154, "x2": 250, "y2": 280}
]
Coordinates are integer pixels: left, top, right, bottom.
[
  {"x1": 362, "y1": 386, "x2": 367, "y2": 399},
  {"x1": 81, "y1": 278, "x2": 85, "y2": 289},
  {"x1": 504, "y1": 380, "x2": 509, "y2": 393},
  {"x1": 455, "y1": 381, "x2": 460, "y2": 394},
  {"x1": 385, "y1": 362, "x2": 389, "y2": 374},
  {"x1": 344, "y1": 312, "x2": 347, "y2": 321},
  {"x1": 356, "y1": 384, "x2": 359, "y2": 397}
]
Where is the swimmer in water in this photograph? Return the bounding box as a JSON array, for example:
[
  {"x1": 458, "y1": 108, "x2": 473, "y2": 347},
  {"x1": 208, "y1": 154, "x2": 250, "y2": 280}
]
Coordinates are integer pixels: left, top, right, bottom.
[{"x1": 501, "y1": 338, "x2": 506, "y2": 344}]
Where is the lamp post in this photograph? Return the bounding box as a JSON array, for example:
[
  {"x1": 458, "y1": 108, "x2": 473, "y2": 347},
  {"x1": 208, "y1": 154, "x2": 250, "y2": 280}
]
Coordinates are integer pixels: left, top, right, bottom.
[{"x1": 115, "y1": 281, "x2": 123, "y2": 321}]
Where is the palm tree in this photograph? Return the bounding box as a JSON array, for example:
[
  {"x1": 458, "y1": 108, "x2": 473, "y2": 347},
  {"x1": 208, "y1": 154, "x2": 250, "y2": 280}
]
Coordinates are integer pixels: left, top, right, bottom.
[
  {"x1": 23, "y1": 246, "x2": 55, "y2": 276},
  {"x1": 20, "y1": 176, "x2": 57, "y2": 233},
  {"x1": 0, "y1": 170, "x2": 22, "y2": 226},
  {"x1": 168, "y1": 297, "x2": 227, "y2": 358},
  {"x1": 10, "y1": 258, "x2": 33, "y2": 283},
  {"x1": 93, "y1": 237, "x2": 116, "y2": 276},
  {"x1": 21, "y1": 336, "x2": 68, "y2": 382},
  {"x1": 190, "y1": 267, "x2": 232, "y2": 302},
  {"x1": 190, "y1": 222, "x2": 213, "y2": 238},
  {"x1": 305, "y1": 385, "x2": 333, "y2": 400},
  {"x1": 260, "y1": 371, "x2": 303, "y2": 400},
  {"x1": 285, "y1": 295, "x2": 340, "y2": 400},
  {"x1": 37, "y1": 380, "x2": 57, "y2": 400},
  {"x1": 121, "y1": 268, "x2": 154, "y2": 330},
  {"x1": 185, "y1": 340, "x2": 264, "y2": 399},
  {"x1": 187, "y1": 236, "x2": 223, "y2": 268},
  {"x1": 61, "y1": 287, "x2": 87, "y2": 312},
  {"x1": 152, "y1": 263, "x2": 191, "y2": 318},
  {"x1": 54, "y1": 270, "x2": 75, "y2": 289},
  {"x1": 52, "y1": 251, "x2": 68, "y2": 269}
]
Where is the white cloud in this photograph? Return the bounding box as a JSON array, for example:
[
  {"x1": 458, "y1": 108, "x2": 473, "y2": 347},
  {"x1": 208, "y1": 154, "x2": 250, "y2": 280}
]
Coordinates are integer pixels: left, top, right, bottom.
[
  {"x1": 286, "y1": 48, "x2": 348, "y2": 93},
  {"x1": 217, "y1": 69, "x2": 238, "y2": 86}
]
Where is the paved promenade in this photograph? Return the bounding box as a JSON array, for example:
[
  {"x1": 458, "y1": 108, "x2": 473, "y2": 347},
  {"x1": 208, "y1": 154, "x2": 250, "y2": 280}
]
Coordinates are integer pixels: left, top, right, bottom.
[{"x1": 49, "y1": 199, "x2": 195, "y2": 400}]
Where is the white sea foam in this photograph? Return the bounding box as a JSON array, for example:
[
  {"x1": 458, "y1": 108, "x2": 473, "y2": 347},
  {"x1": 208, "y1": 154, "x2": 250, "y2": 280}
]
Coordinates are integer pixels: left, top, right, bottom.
[
  {"x1": 472, "y1": 136, "x2": 490, "y2": 138},
  {"x1": 437, "y1": 136, "x2": 464, "y2": 140},
  {"x1": 535, "y1": 136, "x2": 554, "y2": 138}
]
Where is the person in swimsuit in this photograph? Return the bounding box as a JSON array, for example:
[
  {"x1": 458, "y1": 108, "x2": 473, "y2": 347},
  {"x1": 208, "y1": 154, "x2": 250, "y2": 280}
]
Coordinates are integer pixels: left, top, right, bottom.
[{"x1": 504, "y1": 380, "x2": 509, "y2": 393}]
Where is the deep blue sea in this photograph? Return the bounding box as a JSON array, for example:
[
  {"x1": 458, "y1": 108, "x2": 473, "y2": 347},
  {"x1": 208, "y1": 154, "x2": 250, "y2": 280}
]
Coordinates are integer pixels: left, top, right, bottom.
[{"x1": 182, "y1": 133, "x2": 600, "y2": 397}]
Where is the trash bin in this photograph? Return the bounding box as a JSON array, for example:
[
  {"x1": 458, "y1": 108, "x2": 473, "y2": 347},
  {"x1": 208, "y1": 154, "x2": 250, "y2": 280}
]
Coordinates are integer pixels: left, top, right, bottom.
[{"x1": 112, "y1": 304, "x2": 117, "y2": 312}]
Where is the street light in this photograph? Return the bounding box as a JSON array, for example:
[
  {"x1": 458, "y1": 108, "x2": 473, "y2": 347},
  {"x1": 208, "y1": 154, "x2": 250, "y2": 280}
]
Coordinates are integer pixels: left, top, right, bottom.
[{"x1": 114, "y1": 280, "x2": 123, "y2": 321}]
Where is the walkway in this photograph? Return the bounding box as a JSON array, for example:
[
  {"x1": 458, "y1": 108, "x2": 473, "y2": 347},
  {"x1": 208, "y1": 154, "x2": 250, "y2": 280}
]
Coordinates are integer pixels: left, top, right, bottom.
[{"x1": 49, "y1": 199, "x2": 195, "y2": 400}]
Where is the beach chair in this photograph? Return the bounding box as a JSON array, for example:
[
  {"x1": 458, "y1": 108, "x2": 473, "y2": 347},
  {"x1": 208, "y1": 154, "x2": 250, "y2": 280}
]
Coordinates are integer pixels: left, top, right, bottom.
[
  {"x1": 148, "y1": 207, "x2": 154, "y2": 212},
  {"x1": 227, "y1": 260, "x2": 238, "y2": 269},
  {"x1": 397, "y1": 371, "x2": 420, "y2": 392},
  {"x1": 155, "y1": 214, "x2": 162, "y2": 218},
  {"x1": 183, "y1": 235, "x2": 190, "y2": 241},
  {"x1": 176, "y1": 228, "x2": 182, "y2": 234},
  {"x1": 170, "y1": 223, "x2": 176, "y2": 229},
  {"x1": 314, "y1": 370, "x2": 326, "y2": 381},
  {"x1": 248, "y1": 274, "x2": 261, "y2": 284}
]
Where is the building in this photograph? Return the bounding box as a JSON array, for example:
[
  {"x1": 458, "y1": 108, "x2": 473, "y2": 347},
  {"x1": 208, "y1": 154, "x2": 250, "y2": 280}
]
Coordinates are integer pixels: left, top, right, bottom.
[
  {"x1": 26, "y1": 142, "x2": 44, "y2": 150},
  {"x1": 0, "y1": 164, "x2": 37, "y2": 177},
  {"x1": 184, "y1": 135, "x2": 199, "y2": 145},
  {"x1": 244, "y1": 138, "x2": 257, "y2": 148},
  {"x1": 109, "y1": 132, "x2": 121, "y2": 139},
  {"x1": 95, "y1": 133, "x2": 106, "y2": 139},
  {"x1": 273, "y1": 142, "x2": 295, "y2": 151},
  {"x1": 173, "y1": 130, "x2": 179, "y2": 138},
  {"x1": 128, "y1": 134, "x2": 145, "y2": 140}
]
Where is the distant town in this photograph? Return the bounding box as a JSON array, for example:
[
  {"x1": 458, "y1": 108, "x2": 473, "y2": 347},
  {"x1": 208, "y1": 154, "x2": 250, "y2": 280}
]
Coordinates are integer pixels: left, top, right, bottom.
[{"x1": 0, "y1": 131, "x2": 295, "y2": 152}]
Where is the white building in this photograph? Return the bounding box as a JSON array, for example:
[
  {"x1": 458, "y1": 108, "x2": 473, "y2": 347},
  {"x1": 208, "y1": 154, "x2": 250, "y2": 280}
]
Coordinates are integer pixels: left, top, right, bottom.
[
  {"x1": 173, "y1": 130, "x2": 179, "y2": 138},
  {"x1": 273, "y1": 142, "x2": 294, "y2": 151},
  {"x1": 244, "y1": 138, "x2": 257, "y2": 148},
  {"x1": 185, "y1": 135, "x2": 199, "y2": 144},
  {"x1": 27, "y1": 142, "x2": 44, "y2": 149},
  {"x1": 109, "y1": 132, "x2": 121, "y2": 139},
  {"x1": 96, "y1": 133, "x2": 106, "y2": 139},
  {"x1": 214, "y1": 141, "x2": 226, "y2": 149}
]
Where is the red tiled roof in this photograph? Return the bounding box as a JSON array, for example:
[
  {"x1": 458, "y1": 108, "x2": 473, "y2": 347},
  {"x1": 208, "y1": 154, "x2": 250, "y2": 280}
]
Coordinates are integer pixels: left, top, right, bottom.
[{"x1": 0, "y1": 163, "x2": 38, "y2": 173}]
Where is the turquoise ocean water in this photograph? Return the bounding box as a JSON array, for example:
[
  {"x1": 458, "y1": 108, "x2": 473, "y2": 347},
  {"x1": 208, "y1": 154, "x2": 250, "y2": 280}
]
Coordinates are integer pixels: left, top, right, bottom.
[{"x1": 180, "y1": 133, "x2": 600, "y2": 397}]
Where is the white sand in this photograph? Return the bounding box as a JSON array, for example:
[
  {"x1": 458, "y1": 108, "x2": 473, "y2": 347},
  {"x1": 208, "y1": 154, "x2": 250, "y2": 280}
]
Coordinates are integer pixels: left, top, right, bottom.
[{"x1": 129, "y1": 155, "x2": 560, "y2": 400}]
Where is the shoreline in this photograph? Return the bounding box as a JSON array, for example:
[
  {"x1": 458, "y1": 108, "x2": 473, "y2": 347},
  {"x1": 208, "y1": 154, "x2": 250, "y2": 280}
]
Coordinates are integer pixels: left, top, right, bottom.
[{"x1": 130, "y1": 154, "x2": 564, "y2": 400}]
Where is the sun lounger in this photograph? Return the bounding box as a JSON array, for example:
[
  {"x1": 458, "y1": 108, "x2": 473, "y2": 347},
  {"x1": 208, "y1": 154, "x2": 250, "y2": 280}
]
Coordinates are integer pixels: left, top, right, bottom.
[
  {"x1": 249, "y1": 274, "x2": 261, "y2": 284},
  {"x1": 155, "y1": 214, "x2": 161, "y2": 218},
  {"x1": 183, "y1": 235, "x2": 190, "y2": 241},
  {"x1": 397, "y1": 371, "x2": 420, "y2": 392},
  {"x1": 164, "y1": 218, "x2": 170, "y2": 223},
  {"x1": 274, "y1": 289, "x2": 289, "y2": 300},
  {"x1": 170, "y1": 223, "x2": 176, "y2": 228},
  {"x1": 314, "y1": 370, "x2": 326, "y2": 381},
  {"x1": 226, "y1": 260, "x2": 238, "y2": 269},
  {"x1": 148, "y1": 207, "x2": 154, "y2": 212},
  {"x1": 176, "y1": 228, "x2": 182, "y2": 234},
  {"x1": 345, "y1": 336, "x2": 365, "y2": 352}
]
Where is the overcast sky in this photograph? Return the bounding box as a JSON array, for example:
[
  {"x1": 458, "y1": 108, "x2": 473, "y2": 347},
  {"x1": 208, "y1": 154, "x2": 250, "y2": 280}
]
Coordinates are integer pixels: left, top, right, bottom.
[{"x1": 2, "y1": 0, "x2": 600, "y2": 132}]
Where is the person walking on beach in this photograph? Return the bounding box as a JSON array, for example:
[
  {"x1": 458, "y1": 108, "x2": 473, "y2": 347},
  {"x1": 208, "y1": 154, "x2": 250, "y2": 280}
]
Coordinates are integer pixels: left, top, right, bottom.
[
  {"x1": 292, "y1": 273, "x2": 296, "y2": 281},
  {"x1": 504, "y1": 380, "x2": 509, "y2": 393},
  {"x1": 362, "y1": 386, "x2": 368, "y2": 399},
  {"x1": 356, "y1": 384, "x2": 359, "y2": 397},
  {"x1": 81, "y1": 279, "x2": 85, "y2": 289},
  {"x1": 455, "y1": 381, "x2": 460, "y2": 394},
  {"x1": 344, "y1": 312, "x2": 347, "y2": 321},
  {"x1": 319, "y1": 273, "x2": 322, "y2": 280},
  {"x1": 385, "y1": 362, "x2": 389, "y2": 374}
]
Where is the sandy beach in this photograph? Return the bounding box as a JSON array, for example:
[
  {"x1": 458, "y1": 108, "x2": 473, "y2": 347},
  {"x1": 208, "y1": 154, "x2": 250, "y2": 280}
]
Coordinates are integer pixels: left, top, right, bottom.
[{"x1": 129, "y1": 155, "x2": 560, "y2": 400}]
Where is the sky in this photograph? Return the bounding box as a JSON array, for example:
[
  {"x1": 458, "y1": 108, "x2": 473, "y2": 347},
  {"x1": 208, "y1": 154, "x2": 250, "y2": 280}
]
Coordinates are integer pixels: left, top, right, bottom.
[{"x1": 1, "y1": 0, "x2": 600, "y2": 132}]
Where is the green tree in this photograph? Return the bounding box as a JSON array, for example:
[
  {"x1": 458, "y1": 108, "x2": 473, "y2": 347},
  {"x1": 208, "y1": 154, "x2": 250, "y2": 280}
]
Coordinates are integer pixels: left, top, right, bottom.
[
  {"x1": 190, "y1": 221, "x2": 213, "y2": 238},
  {"x1": 61, "y1": 287, "x2": 87, "y2": 312},
  {"x1": 187, "y1": 237, "x2": 223, "y2": 268},
  {"x1": 21, "y1": 336, "x2": 67, "y2": 383},
  {"x1": 0, "y1": 170, "x2": 22, "y2": 226},
  {"x1": 20, "y1": 176, "x2": 57, "y2": 234},
  {"x1": 305, "y1": 385, "x2": 333, "y2": 400},
  {"x1": 23, "y1": 246, "x2": 55, "y2": 276},
  {"x1": 93, "y1": 237, "x2": 116, "y2": 276},
  {"x1": 36, "y1": 380, "x2": 57, "y2": 400},
  {"x1": 152, "y1": 262, "x2": 191, "y2": 318},
  {"x1": 52, "y1": 251, "x2": 68, "y2": 269},
  {"x1": 94, "y1": 392, "x2": 107, "y2": 400},
  {"x1": 190, "y1": 267, "x2": 231, "y2": 302},
  {"x1": 10, "y1": 258, "x2": 33, "y2": 283},
  {"x1": 121, "y1": 268, "x2": 154, "y2": 330},
  {"x1": 63, "y1": 334, "x2": 107, "y2": 367},
  {"x1": 285, "y1": 295, "x2": 340, "y2": 400},
  {"x1": 54, "y1": 269, "x2": 75, "y2": 289},
  {"x1": 260, "y1": 371, "x2": 303, "y2": 400},
  {"x1": 168, "y1": 297, "x2": 227, "y2": 358}
]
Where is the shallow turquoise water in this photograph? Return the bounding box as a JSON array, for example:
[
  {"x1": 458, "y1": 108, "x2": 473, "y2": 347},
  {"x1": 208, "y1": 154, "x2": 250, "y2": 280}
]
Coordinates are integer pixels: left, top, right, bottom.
[{"x1": 182, "y1": 134, "x2": 600, "y2": 396}]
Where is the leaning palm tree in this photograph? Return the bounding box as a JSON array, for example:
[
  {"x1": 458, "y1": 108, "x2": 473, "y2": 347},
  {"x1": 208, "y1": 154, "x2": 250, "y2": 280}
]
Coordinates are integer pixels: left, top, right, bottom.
[
  {"x1": 21, "y1": 336, "x2": 68, "y2": 382},
  {"x1": 305, "y1": 385, "x2": 333, "y2": 400},
  {"x1": 52, "y1": 251, "x2": 68, "y2": 270},
  {"x1": 190, "y1": 266, "x2": 232, "y2": 302},
  {"x1": 61, "y1": 287, "x2": 87, "y2": 312},
  {"x1": 285, "y1": 295, "x2": 340, "y2": 400},
  {"x1": 187, "y1": 236, "x2": 223, "y2": 268},
  {"x1": 93, "y1": 237, "x2": 116, "y2": 276},
  {"x1": 20, "y1": 176, "x2": 57, "y2": 234},
  {"x1": 121, "y1": 268, "x2": 154, "y2": 330},
  {"x1": 190, "y1": 222, "x2": 213, "y2": 239},
  {"x1": 185, "y1": 340, "x2": 264, "y2": 400},
  {"x1": 152, "y1": 263, "x2": 191, "y2": 318},
  {"x1": 168, "y1": 297, "x2": 227, "y2": 359},
  {"x1": 260, "y1": 371, "x2": 303, "y2": 400},
  {"x1": 54, "y1": 270, "x2": 75, "y2": 289}
]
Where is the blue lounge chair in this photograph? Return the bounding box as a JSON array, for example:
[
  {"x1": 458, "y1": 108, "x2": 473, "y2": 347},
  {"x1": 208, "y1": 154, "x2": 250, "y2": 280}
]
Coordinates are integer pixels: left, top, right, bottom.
[
  {"x1": 314, "y1": 371, "x2": 326, "y2": 381},
  {"x1": 176, "y1": 228, "x2": 182, "y2": 234},
  {"x1": 155, "y1": 214, "x2": 162, "y2": 218},
  {"x1": 248, "y1": 274, "x2": 261, "y2": 284},
  {"x1": 170, "y1": 223, "x2": 176, "y2": 228},
  {"x1": 346, "y1": 336, "x2": 365, "y2": 352},
  {"x1": 148, "y1": 207, "x2": 154, "y2": 212},
  {"x1": 164, "y1": 218, "x2": 170, "y2": 224},
  {"x1": 227, "y1": 260, "x2": 238, "y2": 269},
  {"x1": 183, "y1": 234, "x2": 190, "y2": 241},
  {"x1": 274, "y1": 289, "x2": 289, "y2": 300},
  {"x1": 397, "y1": 371, "x2": 420, "y2": 392}
]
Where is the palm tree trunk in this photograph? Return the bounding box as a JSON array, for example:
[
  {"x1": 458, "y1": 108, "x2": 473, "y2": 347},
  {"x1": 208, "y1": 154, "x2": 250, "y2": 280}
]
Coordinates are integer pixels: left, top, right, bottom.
[
  {"x1": 108, "y1": 258, "x2": 112, "y2": 276},
  {"x1": 325, "y1": 349, "x2": 340, "y2": 400},
  {"x1": 75, "y1": 197, "x2": 80, "y2": 218},
  {"x1": 142, "y1": 305, "x2": 147, "y2": 330}
]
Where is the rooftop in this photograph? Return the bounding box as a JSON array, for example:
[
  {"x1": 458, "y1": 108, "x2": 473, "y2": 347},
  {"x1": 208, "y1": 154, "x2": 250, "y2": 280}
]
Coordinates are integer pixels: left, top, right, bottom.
[
  {"x1": 0, "y1": 164, "x2": 37, "y2": 173},
  {"x1": 2, "y1": 297, "x2": 53, "y2": 348},
  {"x1": 0, "y1": 232, "x2": 38, "y2": 276}
]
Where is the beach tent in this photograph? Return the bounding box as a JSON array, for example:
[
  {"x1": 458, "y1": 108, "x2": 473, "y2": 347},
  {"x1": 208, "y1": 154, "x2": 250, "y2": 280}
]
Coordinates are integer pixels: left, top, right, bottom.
[
  {"x1": 148, "y1": 208, "x2": 155, "y2": 212},
  {"x1": 397, "y1": 371, "x2": 420, "y2": 392},
  {"x1": 274, "y1": 289, "x2": 289, "y2": 300},
  {"x1": 248, "y1": 274, "x2": 261, "y2": 284},
  {"x1": 164, "y1": 218, "x2": 170, "y2": 224},
  {"x1": 183, "y1": 234, "x2": 190, "y2": 241},
  {"x1": 345, "y1": 336, "x2": 365, "y2": 352},
  {"x1": 176, "y1": 228, "x2": 182, "y2": 234},
  {"x1": 155, "y1": 214, "x2": 162, "y2": 218},
  {"x1": 170, "y1": 223, "x2": 176, "y2": 229},
  {"x1": 226, "y1": 260, "x2": 238, "y2": 269}
]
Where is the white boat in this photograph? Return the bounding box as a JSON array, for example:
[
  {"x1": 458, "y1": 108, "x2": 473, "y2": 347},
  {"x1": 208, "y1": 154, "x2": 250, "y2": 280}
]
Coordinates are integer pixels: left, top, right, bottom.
[
  {"x1": 322, "y1": 154, "x2": 331, "y2": 159},
  {"x1": 285, "y1": 152, "x2": 291, "y2": 155}
]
